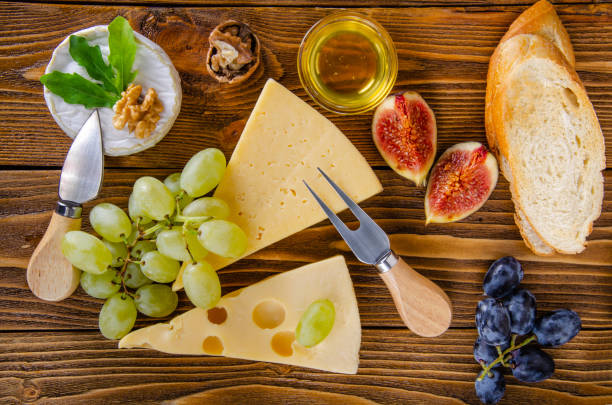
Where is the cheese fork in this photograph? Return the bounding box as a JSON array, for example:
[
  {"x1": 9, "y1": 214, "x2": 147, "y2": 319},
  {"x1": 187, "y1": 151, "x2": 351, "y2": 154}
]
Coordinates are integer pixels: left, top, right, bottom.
[{"x1": 304, "y1": 168, "x2": 452, "y2": 337}]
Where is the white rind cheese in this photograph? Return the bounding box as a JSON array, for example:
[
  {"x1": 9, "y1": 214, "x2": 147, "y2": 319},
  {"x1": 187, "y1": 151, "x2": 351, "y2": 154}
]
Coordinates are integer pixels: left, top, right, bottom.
[
  {"x1": 44, "y1": 25, "x2": 182, "y2": 156},
  {"x1": 119, "y1": 255, "x2": 362, "y2": 374},
  {"x1": 207, "y1": 79, "x2": 382, "y2": 271}
]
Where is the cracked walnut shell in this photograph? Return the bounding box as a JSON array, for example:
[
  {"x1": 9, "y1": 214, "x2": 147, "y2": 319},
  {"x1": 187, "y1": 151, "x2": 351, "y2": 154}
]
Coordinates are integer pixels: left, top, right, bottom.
[
  {"x1": 206, "y1": 20, "x2": 261, "y2": 85},
  {"x1": 113, "y1": 84, "x2": 164, "y2": 139}
]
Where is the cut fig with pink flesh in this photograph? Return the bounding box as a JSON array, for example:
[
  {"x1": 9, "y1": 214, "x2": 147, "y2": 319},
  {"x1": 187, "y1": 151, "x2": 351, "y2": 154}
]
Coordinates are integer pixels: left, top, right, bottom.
[
  {"x1": 372, "y1": 91, "x2": 437, "y2": 187},
  {"x1": 425, "y1": 142, "x2": 498, "y2": 224}
]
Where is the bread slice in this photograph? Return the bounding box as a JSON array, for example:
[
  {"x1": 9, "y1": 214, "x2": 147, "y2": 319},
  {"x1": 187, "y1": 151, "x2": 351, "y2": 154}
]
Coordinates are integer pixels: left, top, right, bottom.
[
  {"x1": 491, "y1": 34, "x2": 605, "y2": 254},
  {"x1": 487, "y1": 34, "x2": 559, "y2": 255},
  {"x1": 502, "y1": 0, "x2": 574, "y2": 66},
  {"x1": 486, "y1": 0, "x2": 574, "y2": 158},
  {"x1": 486, "y1": 1, "x2": 577, "y2": 255},
  {"x1": 498, "y1": 152, "x2": 555, "y2": 255}
]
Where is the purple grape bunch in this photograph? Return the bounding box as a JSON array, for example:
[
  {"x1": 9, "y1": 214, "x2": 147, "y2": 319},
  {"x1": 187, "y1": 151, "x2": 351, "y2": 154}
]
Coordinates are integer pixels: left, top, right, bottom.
[{"x1": 473, "y1": 257, "x2": 582, "y2": 404}]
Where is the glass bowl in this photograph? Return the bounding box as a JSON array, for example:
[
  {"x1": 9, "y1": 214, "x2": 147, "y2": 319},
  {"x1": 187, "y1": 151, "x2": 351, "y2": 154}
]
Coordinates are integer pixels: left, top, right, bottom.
[{"x1": 297, "y1": 12, "x2": 398, "y2": 115}]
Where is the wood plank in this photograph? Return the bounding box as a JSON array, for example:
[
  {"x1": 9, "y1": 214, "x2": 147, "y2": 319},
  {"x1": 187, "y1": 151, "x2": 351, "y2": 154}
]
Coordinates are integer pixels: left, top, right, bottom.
[
  {"x1": 0, "y1": 329, "x2": 610, "y2": 404},
  {"x1": 24, "y1": 0, "x2": 599, "y2": 6},
  {"x1": 1, "y1": 169, "x2": 610, "y2": 330},
  {"x1": 0, "y1": 3, "x2": 610, "y2": 168}
]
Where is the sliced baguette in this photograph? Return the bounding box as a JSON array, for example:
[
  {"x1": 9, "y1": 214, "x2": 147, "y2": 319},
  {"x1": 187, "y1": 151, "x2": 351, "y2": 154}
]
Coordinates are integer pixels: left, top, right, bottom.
[
  {"x1": 501, "y1": 0, "x2": 574, "y2": 66},
  {"x1": 486, "y1": 0, "x2": 574, "y2": 158},
  {"x1": 491, "y1": 34, "x2": 605, "y2": 254},
  {"x1": 498, "y1": 152, "x2": 555, "y2": 256},
  {"x1": 487, "y1": 34, "x2": 561, "y2": 255}
]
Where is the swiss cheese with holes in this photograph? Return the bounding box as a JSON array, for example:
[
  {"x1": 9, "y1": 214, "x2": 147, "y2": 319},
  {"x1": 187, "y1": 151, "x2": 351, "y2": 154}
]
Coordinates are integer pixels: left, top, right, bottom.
[
  {"x1": 119, "y1": 256, "x2": 361, "y2": 374},
  {"x1": 208, "y1": 79, "x2": 382, "y2": 271}
]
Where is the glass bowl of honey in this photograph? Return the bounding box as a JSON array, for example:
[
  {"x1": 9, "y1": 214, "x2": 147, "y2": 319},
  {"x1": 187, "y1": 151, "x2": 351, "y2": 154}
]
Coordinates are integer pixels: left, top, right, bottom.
[{"x1": 298, "y1": 12, "x2": 398, "y2": 115}]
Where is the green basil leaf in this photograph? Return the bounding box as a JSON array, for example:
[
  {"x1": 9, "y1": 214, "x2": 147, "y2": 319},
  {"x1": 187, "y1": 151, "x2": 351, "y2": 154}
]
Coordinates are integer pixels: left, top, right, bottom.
[
  {"x1": 40, "y1": 71, "x2": 120, "y2": 108},
  {"x1": 108, "y1": 16, "x2": 138, "y2": 92},
  {"x1": 69, "y1": 35, "x2": 119, "y2": 95}
]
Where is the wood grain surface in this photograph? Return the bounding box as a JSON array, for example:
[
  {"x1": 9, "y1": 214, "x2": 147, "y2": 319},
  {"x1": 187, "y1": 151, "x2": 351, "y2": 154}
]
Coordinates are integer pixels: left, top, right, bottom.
[
  {"x1": 0, "y1": 330, "x2": 610, "y2": 404},
  {"x1": 1, "y1": 3, "x2": 611, "y2": 169},
  {"x1": 0, "y1": 1, "x2": 611, "y2": 404}
]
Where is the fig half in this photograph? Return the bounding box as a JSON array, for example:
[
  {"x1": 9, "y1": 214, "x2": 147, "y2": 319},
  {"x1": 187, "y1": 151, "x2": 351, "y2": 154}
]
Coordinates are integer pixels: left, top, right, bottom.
[
  {"x1": 425, "y1": 142, "x2": 498, "y2": 224},
  {"x1": 372, "y1": 91, "x2": 437, "y2": 186}
]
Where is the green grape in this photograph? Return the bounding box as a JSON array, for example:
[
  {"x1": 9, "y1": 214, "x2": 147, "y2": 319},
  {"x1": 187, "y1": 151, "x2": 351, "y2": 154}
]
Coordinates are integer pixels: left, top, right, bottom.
[
  {"x1": 128, "y1": 193, "x2": 152, "y2": 225},
  {"x1": 164, "y1": 173, "x2": 182, "y2": 195},
  {"x1": 157, "y1": 228, "x2": 191, "y2": 262},
  {"x1": 103, "y1": 240, "x2": 128, "y2": 267},
  {"x1": 89, "y1": 203, "x2": 132, "y2": 242},
  {"x1": 296, "y1": 299, "x2": 335, "y2": 347},
  {"x1": 180, "y1": 148, "x2": 226, "y2": 197},
  {"x1": 124, "y1": 262, "x2": 152, "y2": 289},
  {"x1": 140, "y1": 251, "x2": 180, "y2": 283},
  {"x1": 62, "y1": 231, "x2": 112, "y2": 274},
  {"x1": 185, "y1": 231, "x2": 208, "y2": 262},
  {"x1": 135, "y1": 284, "x2": 178, "y2": 317},
  {"x1": 132, "y1": 176, "x2": 175, "y2": 221},
  {"x1": 98, "y1": 293, "x2": 137, "y2": 340},
  {"x1": 183, "y1": 197, "x2": 230, "y2": 219},
  {"x1": 80, "y1": 269, "x2": 121, "y2": 299},
  {"x1": 131, "y1": 240, "x2": 157, "y2": 260},
  {"x1": 182, "y1": 262, "x2": 221, "y2": 310},
  {"x1": 198, "y1": 219, "x2": 247, "y2": 258},
  {"x1": 164, "y1": 173, "x2": 193, "y2": 210}
]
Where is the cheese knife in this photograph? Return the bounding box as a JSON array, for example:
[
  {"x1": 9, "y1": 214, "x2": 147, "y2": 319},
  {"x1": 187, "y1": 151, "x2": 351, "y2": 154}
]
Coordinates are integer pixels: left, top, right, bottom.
[
  {"x1": 27, "y1": 110, "x2": 104, "y2": 301},
  {"x1": 304, "y1": 168, "x2": 452, "y2": 337}
]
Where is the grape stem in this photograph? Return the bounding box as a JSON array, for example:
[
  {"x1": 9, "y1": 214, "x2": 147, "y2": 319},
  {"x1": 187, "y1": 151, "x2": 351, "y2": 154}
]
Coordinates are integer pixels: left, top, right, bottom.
[
  {"x1": 477, "y1": 335, "x2": 537, "y2": 381},
  {"x1": 174, "y1": 214, "x2": 211, "y2": 225},
  {"x1": 141, "y1": 221, "x2": 168, "y2": 237},
  {"x1": 496, "y1": 345, "x2": 506, "y2": 367}
]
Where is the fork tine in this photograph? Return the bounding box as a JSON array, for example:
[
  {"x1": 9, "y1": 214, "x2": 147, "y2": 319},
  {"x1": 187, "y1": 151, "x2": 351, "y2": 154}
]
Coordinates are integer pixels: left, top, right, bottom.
[
  {"x1": 303, "y1": 180, "x2": 353, "y2": 238},
  {"x1": 317, "y1": 167, "x2": 374, "y2": 225}
]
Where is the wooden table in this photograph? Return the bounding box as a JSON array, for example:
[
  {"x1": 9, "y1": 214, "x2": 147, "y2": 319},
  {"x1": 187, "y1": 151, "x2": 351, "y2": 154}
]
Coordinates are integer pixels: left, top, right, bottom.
[{"x1": 1, "y1": 1, "x2": 611, "y2": 403}]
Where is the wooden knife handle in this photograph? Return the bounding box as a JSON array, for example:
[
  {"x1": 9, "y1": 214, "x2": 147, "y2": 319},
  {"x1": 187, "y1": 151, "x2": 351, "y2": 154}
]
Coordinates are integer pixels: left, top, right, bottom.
[
  {"x1": 379, "y1": 256, "x2": 452, "y2": 337},
  {"x1": 27, "y1": 211, "x2": 82, "y2": 301}
]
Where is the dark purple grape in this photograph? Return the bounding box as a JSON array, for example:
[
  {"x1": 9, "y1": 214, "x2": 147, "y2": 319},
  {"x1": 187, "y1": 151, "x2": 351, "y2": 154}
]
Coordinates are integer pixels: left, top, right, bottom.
[
  {"x1": 473, "y1": 336, "x2": 509, "y2": 367},
  {"x1": 483, "y1": 257, "x2": 523, "y2": 298},
  {"x1": 502, "y1": 289, "x2": 536, "y2": 335},
  {"x1": 534, "y1": 309, "x2": 581, "y2": 347},
  {"x1": 476, "y1": 298, "x2": 511, "y2": 346},
  {"x1": 510, "y1": 346, "x2": 554, "y2": 382},
  {"x1": 475, "y1": 368, "x2": 505, "y2": 404}
]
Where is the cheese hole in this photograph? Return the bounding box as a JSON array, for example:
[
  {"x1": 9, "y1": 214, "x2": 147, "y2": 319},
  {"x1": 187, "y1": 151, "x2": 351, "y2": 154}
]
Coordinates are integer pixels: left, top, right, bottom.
[
  {"x1": 207, "y1": 307, "x2": 228, "y2": 325},
  {"x1": 271, "y1": 331, "x2": 294, "y2": 357},
  {"x1": 253, "y1": 300, "x2": 285, "y2": 329},
  {"x1": 202, "y1": 336, "x2": 224, "y2": 355}
]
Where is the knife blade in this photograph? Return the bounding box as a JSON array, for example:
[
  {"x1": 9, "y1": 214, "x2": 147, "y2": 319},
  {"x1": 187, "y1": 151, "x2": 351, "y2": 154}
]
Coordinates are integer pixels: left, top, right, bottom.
[
  {"x1": 59, "y1": 109, "x2": 104, "y2": 206},
  {"x1": 27, "y1": 110, "x2": 104, "y2": 301}
]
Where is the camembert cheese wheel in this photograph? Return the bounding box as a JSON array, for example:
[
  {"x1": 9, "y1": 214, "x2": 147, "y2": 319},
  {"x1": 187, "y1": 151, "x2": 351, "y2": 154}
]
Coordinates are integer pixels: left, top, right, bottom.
[
  {"x1": 44, "y1": 26, "x2": 182, "y2": 156},
  {"x1": 120, "y1": 256, "x2": 361, "y2": 374}
]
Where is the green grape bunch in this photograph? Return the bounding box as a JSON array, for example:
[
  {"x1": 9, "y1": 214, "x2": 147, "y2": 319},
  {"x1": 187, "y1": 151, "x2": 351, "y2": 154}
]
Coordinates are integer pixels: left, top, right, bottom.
[{"x1": 60, "y1": 148, "x2": 249, "y2": 340}]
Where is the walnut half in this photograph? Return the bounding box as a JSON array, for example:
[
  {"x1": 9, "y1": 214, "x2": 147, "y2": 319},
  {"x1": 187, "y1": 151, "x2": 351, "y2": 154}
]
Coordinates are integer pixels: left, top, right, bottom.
[
  {"x1": 206, "y1": 20, "x2": 261, "y2": 85},
  {"x1": 113, "y1": 84, "x2": 164, "y2": 139}
]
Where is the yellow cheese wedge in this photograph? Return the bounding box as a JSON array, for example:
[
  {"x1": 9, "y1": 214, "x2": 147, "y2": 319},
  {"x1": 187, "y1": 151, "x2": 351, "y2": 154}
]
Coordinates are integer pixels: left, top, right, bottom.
[
  {"x1": 119, "y1": 255, "x2": 361, "y2": 374},
  {"x1": 207, "y1": 79, "x2": 382, "y2": 271}
]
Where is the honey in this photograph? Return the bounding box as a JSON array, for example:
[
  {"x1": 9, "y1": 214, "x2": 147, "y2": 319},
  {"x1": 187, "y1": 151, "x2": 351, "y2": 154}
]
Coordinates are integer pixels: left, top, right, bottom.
[{"x1": 298, "y1": 12, "x2": 397, "y2": 114}]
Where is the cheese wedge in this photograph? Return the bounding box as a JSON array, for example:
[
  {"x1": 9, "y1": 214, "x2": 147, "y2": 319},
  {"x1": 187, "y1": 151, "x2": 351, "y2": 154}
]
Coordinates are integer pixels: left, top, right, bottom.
[
  {"x1": 119, "y1": 255, "x2": 361, "y2": 374},
  {"x1": 206, "y1": 79, "x2": 382, "y2": 271}
]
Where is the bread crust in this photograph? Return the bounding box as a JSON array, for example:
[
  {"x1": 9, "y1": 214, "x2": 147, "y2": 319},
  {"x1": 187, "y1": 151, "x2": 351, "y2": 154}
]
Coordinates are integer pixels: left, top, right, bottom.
[
  {"x1": 502, "y1": 0, "x2": 575, "y2": 66},
  {"x1": 491, "y1": 34, "x2": 605, "y2": 254},
  {"x1": 485, "y1": 0, "x2": 574, "y2": 161}
]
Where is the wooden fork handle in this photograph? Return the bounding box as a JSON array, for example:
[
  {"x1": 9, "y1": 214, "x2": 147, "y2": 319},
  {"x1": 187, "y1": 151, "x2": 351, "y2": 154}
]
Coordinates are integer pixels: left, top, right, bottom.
[
  {"x1": 379, "y1": 254, "x2": 452, "y2": 337},
  {"x1": 26, "y1": 210, "x2": 82, "y2": 301}
]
